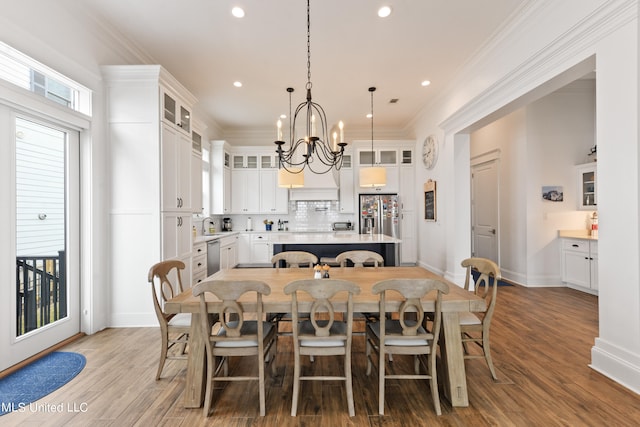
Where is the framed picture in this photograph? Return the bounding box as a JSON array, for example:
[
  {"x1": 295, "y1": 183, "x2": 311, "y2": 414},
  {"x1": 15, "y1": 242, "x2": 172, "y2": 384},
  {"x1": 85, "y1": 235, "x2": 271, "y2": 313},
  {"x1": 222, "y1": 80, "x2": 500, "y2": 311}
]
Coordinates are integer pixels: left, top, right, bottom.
[{"x1": 424, "y1": 180, "x2": 436, "y2": 221}]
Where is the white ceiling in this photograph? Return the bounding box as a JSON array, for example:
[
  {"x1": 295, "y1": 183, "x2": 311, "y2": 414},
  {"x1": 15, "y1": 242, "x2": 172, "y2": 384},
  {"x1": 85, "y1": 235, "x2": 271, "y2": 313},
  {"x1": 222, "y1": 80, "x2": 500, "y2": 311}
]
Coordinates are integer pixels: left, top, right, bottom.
[{"x1": 80, "y1": 0, "x2": 527, "y2": 135}]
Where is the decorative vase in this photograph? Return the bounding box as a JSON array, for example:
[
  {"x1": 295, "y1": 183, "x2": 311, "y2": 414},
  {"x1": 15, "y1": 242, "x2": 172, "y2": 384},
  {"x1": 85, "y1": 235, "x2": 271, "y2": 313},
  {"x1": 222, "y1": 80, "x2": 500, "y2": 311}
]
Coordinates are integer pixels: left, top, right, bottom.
[{"x1": 266, "y1": 224, "x2": 272, "y2": 231}]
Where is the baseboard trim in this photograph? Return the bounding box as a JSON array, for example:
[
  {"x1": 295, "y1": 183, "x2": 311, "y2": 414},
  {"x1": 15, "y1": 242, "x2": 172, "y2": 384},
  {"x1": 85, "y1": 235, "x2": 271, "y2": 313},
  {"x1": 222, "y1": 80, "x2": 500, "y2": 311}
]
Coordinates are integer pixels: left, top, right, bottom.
[{"x1": 591, "y1": 339, "x2": 640, "y2": 395}]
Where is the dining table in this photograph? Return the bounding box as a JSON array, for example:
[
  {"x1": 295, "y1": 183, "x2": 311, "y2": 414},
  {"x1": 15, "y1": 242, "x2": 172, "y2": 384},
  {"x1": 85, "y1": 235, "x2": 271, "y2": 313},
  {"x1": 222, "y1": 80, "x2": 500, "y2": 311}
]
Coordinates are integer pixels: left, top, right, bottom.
[{"x1": 164, "y1": 266, "x2": 486, "y2": 408}]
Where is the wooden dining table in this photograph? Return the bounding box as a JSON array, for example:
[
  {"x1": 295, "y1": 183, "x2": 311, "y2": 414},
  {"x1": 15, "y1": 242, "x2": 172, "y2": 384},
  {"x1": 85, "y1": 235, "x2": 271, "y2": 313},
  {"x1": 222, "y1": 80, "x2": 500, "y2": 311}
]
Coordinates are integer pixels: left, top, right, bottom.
[{"x1": 164, "y1": 266, "x2": 486, "y2": 408}]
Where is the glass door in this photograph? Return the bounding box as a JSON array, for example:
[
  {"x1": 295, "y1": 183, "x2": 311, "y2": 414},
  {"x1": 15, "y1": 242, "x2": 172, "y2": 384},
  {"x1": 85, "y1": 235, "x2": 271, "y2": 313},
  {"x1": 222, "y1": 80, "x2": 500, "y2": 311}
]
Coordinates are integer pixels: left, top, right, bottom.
[{"x1": 2, "y1": 114, "x2": 80, "y2": 371}]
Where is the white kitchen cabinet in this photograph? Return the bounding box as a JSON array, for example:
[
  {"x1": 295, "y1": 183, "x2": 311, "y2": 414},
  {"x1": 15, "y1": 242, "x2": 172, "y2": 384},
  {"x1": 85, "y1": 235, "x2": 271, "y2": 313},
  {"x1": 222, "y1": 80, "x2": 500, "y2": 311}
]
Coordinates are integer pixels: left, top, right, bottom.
[
  {"x1": 339, "y1": 154, "x2": 355, "y2": 213},
  {"x1": 399, "y1": 150, "x2": 416, "y2": 211},
  {"x1": 237, "y1": 233, "x2": 252, "y2": 265},
  {"x1": 219, "y1": 234, "x2": 239, "y2": 270},
  {"x1": 260, "y1": 169, "x2": 289, "y2": 213},
  {"x1": 162, "y1": 89, "x2": 192, "y2": 136},
  {"x1": 561, "y1": 238, "x2": 598, "y2": 294},
  {"x1": 259, "y1": 154, "x2": 288, "y2": 213},
  {"x1": 231, "y1": 153, "x2": 260, "y2": 214},
  {"x1": 356, "y1": 147, "x2": 400, "y2": 193},
  {"x1": 192, "y1": 241, "x2": 207, "y2": 285},
  {"x1": 231, "y1": 169, "x2": 261, "y2": 213},
  {"x1": 400, "y1": 210, "x2": 417, "y2": 265},
  {"x1": 162, "y1": 213, "x2": 192, "y2": 261},
  {"x1": 576, "y1": 163, "x2": 597, "y2": 210},
  {"x1": 161, "y1": 123, "x2": 192, "y2": 212},
  {"x1": 190, "y1": 130, "x2": 203, "y2": 214},
  {"x1": 251, "y1": 233, "x2": 272, "y2": 265},
  {"x1": 104, "y1": 65, "x2": 198, "y2": 315},
  {"x1": 211, "y1": 141, "x2": 232, "y2": 215},
  {"x1": 237, "y1": 233, "x2": 273, "y2": 266}
]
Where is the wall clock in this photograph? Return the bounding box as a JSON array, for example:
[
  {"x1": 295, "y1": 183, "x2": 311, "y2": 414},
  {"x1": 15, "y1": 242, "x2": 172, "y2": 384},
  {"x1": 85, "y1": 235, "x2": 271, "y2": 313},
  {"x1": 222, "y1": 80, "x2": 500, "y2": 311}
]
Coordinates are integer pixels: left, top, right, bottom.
[{"x1": 422, "y1": 135, "x2": 438, "y2": 169}]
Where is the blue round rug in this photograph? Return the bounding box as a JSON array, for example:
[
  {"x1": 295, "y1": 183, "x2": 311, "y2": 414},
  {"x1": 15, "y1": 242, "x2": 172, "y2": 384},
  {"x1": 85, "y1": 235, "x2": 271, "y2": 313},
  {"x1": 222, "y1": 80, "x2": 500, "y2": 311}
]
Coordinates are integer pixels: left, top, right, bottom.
[{"x1": 0, "y1": 351, "x2": 86, "y2": 416}]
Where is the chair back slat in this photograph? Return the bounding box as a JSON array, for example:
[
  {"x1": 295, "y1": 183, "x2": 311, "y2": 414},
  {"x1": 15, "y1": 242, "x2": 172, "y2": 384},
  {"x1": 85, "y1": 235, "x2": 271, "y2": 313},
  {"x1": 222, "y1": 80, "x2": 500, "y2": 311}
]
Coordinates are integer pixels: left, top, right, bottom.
[
  {"x1": 271, "y1": 251, "x2": 318, "y2": 269},
  {"x1": 336, "y1": 250, "x2": 384, "y2": 267}
]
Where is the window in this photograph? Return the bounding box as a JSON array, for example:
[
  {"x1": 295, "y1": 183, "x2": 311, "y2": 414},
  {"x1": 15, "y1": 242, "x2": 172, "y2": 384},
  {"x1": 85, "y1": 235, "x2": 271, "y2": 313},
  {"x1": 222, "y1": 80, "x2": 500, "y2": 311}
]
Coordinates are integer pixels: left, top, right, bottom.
[{"x1": 0, "y1": 42, "x2": 91, "y2": 116}]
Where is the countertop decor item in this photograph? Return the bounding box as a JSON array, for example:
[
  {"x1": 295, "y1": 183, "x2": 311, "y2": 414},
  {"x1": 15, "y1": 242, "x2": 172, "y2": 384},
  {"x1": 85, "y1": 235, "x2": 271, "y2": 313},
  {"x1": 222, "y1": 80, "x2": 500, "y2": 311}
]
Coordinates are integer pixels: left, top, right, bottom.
[{"x1": 273, "y1": 0, "x2": 347, "y2": 175}]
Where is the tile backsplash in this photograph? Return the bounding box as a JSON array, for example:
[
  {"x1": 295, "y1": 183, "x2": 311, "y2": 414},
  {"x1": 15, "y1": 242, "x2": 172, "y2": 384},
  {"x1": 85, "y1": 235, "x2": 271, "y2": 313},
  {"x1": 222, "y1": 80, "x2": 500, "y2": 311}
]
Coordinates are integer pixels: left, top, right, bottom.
[{"x1": 213, "y1": 200, "x2": 356, "y2": 232}]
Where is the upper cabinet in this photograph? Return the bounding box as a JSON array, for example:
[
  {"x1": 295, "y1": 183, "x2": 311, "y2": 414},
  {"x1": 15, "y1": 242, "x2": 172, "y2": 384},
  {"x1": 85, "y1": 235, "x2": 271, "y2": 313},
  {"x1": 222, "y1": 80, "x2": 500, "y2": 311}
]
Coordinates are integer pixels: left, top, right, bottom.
[
  {"x1": 190, "y1": 129, "x2": 204, "y2": 214},
  {"x1": 339, "y1": 153, "x2": 355, "y2": 213},
  {"x1": 211, "y1": 140, "x2": 232, "y2": 215},
  {"x1": 211, "y1": 147, "x2": 289, "y2": 215},
  {"x1": 162, "y1": 90, "x2": 191, "y2": 135},
  {"x1": 354, "y1": 142, "x2": 415, "y2": 194},
  {"x1": 576, "y1": 163, "x2": 597, "y2": 210}
]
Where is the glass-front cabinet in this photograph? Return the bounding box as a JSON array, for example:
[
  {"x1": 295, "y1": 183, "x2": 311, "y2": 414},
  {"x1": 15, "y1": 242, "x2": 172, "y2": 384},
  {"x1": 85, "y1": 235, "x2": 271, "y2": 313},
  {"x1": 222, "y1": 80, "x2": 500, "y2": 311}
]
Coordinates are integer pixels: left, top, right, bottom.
[
  {"x1": 162, "y1": 91, "x2": 191, "y2": 135},
  {"x1": 576, "y1": 163, "x2": 597, "y2": 210}
]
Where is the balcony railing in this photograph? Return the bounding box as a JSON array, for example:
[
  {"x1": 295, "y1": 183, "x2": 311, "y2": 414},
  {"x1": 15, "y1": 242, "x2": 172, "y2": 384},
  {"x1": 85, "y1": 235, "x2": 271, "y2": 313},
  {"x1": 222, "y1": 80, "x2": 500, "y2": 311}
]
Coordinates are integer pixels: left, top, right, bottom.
[{"x1": 16, "y1": 251, "x2": 66, "y2": 335}]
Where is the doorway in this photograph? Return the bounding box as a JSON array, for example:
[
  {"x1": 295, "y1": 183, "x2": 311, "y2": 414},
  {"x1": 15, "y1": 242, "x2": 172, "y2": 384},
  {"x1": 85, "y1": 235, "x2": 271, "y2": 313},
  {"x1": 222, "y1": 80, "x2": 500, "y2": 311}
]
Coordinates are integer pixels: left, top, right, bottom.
[{"x1": 1, "y1": 112, "x2": 80, "y2": 371}]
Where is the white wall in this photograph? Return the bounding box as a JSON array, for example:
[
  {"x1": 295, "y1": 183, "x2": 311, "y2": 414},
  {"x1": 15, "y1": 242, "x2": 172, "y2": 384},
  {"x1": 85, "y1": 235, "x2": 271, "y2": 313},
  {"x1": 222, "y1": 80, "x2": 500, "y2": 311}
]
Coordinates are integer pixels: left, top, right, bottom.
[{"x1": 415, "y1": 0, "x2": 640, "y2": 393}]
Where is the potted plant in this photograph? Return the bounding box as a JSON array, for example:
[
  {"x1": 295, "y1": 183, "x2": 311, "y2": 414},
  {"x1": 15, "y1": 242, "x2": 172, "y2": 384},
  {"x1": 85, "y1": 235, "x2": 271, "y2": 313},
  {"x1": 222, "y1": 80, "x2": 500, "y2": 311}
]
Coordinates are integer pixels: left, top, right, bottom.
[{"x1": 264, "y1": 219, "x2": 274, "y2": 231}]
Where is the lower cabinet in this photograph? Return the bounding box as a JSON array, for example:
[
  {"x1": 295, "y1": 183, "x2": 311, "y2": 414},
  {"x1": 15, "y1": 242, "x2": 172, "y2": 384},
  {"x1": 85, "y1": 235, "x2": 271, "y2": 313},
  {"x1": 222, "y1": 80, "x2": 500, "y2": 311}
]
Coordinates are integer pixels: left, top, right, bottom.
[
  {"x1": 237, "y1": 232, "x2": 274, "y2": 266},
  {"x1": 192, "y1": 241, "x2": 207, "y2": 285},
  {"x1": 220, "y1": 235, "x2": 239, "y2": 269},
  {"x1": 561, "y1": 238, "x2": 598, "y2": 294},
  {"x1": 399, "y1": 210, "x2": 417, "y2": 264}
]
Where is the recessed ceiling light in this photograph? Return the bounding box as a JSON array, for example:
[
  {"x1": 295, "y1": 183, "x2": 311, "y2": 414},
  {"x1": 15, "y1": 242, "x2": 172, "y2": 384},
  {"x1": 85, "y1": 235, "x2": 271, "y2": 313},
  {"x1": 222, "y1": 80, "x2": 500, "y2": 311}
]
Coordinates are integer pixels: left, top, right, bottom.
[
  {"x1": 378, "y1": 6, "x2": 392, "y2": 18},
  {"x1": 231, "y1": 7, "x2": 245, "y2": 18},
  {"x1": 233, "y1": 81, "x2": 243, "y2": 88},
  {"x1": 421, "y1": 80, "x2": 431, "y2": 87},
  {"x1": 366, "y1": 113, "x2": 373, "y2": 119},
  {"x1": 280, "y1": 114, "x2": 287, "y2": 119}
]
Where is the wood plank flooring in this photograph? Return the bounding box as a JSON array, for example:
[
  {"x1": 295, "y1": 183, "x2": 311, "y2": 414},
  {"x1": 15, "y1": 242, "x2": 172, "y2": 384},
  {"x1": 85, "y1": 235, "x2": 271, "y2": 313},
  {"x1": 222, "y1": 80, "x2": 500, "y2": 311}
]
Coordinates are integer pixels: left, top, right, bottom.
[{"x1": 3, "y1": 285, "x2": 640, "y2": 426}]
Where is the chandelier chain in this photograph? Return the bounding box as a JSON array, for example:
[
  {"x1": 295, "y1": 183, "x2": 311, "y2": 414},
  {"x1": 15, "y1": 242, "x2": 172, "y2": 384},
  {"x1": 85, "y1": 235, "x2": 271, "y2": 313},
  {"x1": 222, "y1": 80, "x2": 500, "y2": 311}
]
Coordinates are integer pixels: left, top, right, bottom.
[{"x1": 306, "y1": 0, "x2": 312, "y2": 88}]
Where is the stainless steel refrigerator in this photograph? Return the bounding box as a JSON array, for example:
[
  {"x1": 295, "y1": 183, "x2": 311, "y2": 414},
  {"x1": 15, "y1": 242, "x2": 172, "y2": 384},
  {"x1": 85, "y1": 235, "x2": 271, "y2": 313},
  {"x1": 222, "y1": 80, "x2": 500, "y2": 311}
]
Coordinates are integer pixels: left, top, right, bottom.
[{"x1": 359, "y1": 194, "x2": 401, "y2": 237}]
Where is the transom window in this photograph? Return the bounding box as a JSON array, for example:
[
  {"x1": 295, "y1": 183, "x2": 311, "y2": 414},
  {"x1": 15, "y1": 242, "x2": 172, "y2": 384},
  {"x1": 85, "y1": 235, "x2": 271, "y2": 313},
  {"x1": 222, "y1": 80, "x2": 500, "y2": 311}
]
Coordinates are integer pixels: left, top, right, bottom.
[{"x1": 0, "y1": 42, "x2": 91, "y2": 116}]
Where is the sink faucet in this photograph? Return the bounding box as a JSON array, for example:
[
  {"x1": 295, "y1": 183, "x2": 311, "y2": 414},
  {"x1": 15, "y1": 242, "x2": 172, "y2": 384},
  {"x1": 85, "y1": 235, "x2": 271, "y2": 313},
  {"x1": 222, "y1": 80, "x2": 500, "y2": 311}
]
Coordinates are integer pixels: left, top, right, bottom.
[{"x1": 202, "y1": 217, "x2": 215, "y2": 235}]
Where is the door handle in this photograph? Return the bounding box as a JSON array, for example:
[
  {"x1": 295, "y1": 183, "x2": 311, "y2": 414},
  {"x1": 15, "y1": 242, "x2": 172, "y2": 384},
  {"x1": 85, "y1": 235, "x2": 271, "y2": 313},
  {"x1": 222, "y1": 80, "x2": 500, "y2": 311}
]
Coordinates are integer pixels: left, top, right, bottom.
[{"x1": 490, "y1": 229, "x2": 496, "y2": 235}]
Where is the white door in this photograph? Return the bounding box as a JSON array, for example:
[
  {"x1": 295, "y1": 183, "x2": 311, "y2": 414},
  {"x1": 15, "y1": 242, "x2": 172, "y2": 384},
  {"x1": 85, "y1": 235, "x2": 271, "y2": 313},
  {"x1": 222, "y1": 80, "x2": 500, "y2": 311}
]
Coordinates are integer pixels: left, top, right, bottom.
[
  {"x1": 1, "y1": 114, "x2": 80, "y2": 371},
  {"x1": 471, "y1": 160, "x2": 499, "y2": 263}
]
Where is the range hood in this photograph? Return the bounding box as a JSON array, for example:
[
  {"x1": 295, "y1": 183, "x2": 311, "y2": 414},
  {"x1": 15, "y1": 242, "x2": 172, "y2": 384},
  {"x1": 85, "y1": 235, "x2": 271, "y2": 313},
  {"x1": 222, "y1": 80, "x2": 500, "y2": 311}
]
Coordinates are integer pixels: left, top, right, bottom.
[{"x1": 289, "y1": 168, "x2": 339, "y2": 201}]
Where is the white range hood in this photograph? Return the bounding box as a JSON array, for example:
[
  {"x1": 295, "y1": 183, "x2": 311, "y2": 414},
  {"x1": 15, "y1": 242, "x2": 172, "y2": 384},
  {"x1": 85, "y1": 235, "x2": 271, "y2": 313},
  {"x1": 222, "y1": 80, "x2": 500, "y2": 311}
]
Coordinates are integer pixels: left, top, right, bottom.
[{"x1": 289, "y1": 168, "x2": 339, "y2": 201}]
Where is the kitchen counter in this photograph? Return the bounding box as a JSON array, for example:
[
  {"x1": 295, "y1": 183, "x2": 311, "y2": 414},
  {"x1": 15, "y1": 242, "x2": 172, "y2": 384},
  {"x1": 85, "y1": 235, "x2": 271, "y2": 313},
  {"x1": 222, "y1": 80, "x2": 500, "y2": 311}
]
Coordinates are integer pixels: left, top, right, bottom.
[
  {"x1": 194, "y1": 231, "x2": 240, "y2": 245},
  {"x1": 270, "y1": 232, "x2": 400, "y2": 244},
  {"x1": 558, "y1": 230, "x2": 598, "y2": 240},
  {"x1": 272, "y1": 233, "x2": 401, "y2": 266}
]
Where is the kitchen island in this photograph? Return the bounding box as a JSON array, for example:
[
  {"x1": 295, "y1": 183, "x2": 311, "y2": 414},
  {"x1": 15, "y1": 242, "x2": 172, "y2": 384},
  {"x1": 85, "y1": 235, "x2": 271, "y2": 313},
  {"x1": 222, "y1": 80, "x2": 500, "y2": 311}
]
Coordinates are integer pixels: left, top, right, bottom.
[{"x1": 272, "y1": 232, "x2": 401, "y2": 266}]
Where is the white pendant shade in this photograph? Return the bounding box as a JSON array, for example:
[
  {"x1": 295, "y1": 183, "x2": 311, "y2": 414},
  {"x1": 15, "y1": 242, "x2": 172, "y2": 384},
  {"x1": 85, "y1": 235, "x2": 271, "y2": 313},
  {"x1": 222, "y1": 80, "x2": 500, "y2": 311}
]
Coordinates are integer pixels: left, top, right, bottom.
[
  {"x1": 278, "y1": 168, "x2": 304, "y2": 188},
  {"x1": 359, "y1": 166, "x2": 386, "y2": 187}
]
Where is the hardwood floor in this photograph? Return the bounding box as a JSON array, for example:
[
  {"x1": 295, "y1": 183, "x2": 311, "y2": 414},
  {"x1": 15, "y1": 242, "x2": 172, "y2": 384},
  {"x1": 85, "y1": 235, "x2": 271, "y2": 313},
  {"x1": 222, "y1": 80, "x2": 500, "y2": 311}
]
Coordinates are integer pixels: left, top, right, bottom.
[{"x1": 3, "y1": 285, "x2": 640, "y2": 426}]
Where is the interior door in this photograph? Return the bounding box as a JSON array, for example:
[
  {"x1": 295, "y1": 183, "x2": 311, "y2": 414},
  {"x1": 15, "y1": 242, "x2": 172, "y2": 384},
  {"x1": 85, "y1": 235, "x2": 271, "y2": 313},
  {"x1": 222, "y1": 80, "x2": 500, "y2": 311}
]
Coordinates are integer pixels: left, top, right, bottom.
[
  {"x1": 471, "y1": 159, "x2": 499, "y2": 263},
  {"x1": 1, "y1": 114, "x2": 80, "y2": 371}
]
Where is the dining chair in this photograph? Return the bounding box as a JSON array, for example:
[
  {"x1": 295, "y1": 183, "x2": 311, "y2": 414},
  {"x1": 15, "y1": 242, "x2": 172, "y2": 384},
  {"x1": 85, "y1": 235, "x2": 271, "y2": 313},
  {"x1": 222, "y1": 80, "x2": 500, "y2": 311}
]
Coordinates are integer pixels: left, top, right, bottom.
[
  {"x1": 271, "y1": 251, "x2": 318, "y2": 270},
  {"x1": 336, "y1": 250, "x2": 385, "y2": 331},
  {"x1": 147, "y1": 259, "x2": 191, "y2": 380},
  {"x1": 192, "y1": 279, "x2": 277, "y2": 417},
  {"x1": 365, "y1": 278, "x2": 449, "y2": 416},
  {"x1": 460, "y1": 257, "x2": 501, "y2": 380},
  {"x1": 284, "y1": 279, "x2": 361, "y2": 417},
  {"x1": 335, "y1": 250, "x2": 384, "y2": 268},
  {"x1": 268, "y1": 251, "x2": 318, "y2": 331}
]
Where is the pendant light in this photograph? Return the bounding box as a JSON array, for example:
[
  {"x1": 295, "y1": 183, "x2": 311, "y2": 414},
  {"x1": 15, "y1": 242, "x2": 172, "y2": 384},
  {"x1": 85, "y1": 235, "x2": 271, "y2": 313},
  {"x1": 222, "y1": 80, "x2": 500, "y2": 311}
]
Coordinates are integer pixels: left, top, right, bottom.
[{"x1": 359, "y1": 87, "x2": 386, "y2": 187}]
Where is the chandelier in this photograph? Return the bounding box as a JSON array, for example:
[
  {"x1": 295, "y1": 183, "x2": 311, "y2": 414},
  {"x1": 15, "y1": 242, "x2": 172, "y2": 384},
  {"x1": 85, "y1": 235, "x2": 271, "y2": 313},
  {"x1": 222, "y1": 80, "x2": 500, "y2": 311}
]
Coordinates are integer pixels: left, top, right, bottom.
[{"x1": 274, "y1": 0, "x2": 346, "y2": 179}]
